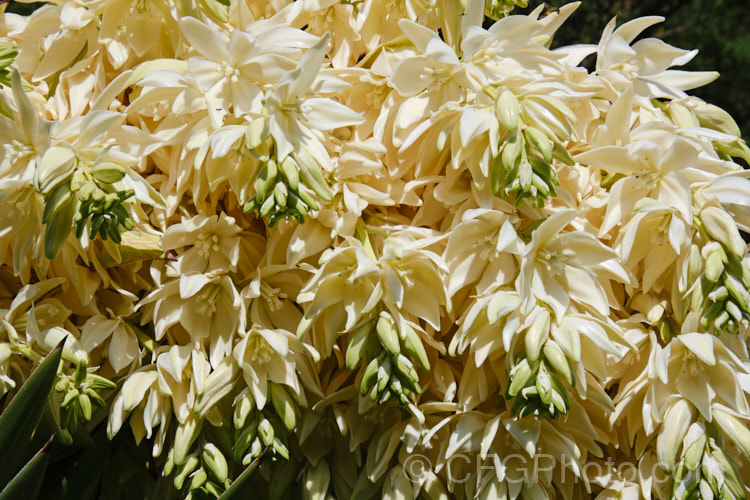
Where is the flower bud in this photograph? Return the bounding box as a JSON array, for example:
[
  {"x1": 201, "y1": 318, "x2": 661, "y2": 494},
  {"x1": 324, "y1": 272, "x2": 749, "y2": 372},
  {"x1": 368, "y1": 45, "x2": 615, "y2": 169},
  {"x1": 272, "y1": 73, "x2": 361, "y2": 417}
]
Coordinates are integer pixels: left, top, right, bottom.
[
  {"x1": 270, "y1": 384, "x2": 297, "y2": 431},
  {"x1": 508, "y1": 358, "x2": 533, "y2": 397},
  {"x1": 91, "y1": 162, "x2": 127, "y2": 184},
  {"x1": 535, "y1": 365, "x2": 553, "y2": 405},
  {"x1": 704, "y1": 250, "x2": 725, "y2": 283},
  {"x1": 36, "y1": 146, "x2": 77, "y2": 194},
  {"x1": 693, "y1": 100, "x2": 742, "y2": 137},
  {"x1": 376, "y1": 312, "x2": 400, "y2": 357},
  {"x1": 525, "y1": 309, "x2": 550, "y2": 364},
  {"x1": 245, "y1": 117, "x2": 270, "y2": 150},
  {"x1": 233, "y1": 389, "x2": 255, "y2": 429},
  {"x1": 202, "y1": 443, "x2": 228, "y2": 484},
  {"x1": 188, "y1": 467, "x2": 207, "y2": 491},
  {"x1": 174, "y1": 417, "x2": 201, "y2": 465},
  {"x1": 258, "y1": 418, "x2": 274, "y2": 446},
  {"x1": 174, "y1": 453, "x2": 199, "y2": 490},
  {"x1": 656, "y1": 399, "x2": 693, "y2": 473},
  {"x1": 401, "y1": 323, "x2": 430, "y2": 371},
  {"x1": 682, "y1": 422, "x2": 707, "y2": 471},
  {"x1": 523, "y1": 126, "x2": 553, "y2": 162},
  {"x1": 701, "y1": 206, "x2": 746, "y2": 258},
  {"x1": 494, "y1": 87, "x2": 519, "y2": 132},
  {"x1": 543, "y1": 340, "x2": 575, "y2": 386},
  {"x1": 303, "y1": 460, "x2": 331, "y2": 500},
  {"x1": 713, "y1": 407, "x2": 750, "y2": 459}
]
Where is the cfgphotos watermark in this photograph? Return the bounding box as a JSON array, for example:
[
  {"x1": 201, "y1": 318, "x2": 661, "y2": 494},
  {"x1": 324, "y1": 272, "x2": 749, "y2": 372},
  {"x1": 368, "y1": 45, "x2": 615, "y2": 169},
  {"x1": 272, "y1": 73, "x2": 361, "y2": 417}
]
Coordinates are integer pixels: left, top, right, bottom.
[{"x1": 402, "y1": 452, "x2": 674, "y2": 485}]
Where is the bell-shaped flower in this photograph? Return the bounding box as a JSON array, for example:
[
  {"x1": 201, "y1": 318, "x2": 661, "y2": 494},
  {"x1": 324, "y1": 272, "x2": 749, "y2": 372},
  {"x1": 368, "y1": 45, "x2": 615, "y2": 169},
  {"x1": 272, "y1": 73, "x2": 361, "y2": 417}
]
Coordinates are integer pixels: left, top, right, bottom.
[
  {"x1": 160, "y1": 213, "x2": 242, "y2": 274},
  {"x1": 613, "y1": 328, "x2": 750, "y2": 446},
  {"x1": 108, "y1": 367, "x2": 171, "y2": 457},
  {"x1": 242, "y1": 265, "x2": 305, "y2": 333},
  {"x1": 156, "y1": 345, "x2": 211, "y2": 424},
  {"x1": 80, "y1": 314, "x2": 141, "y2": 374},
  {"x1": 137, "y1": 272, "x2": 244, "y2": 368},
  {"x1": 179, "y1": 17, "x2": 318, "y2": 126},
  {"x1": 576, "y1": 127, "x2": 701, "y2": 236},
  {"x1": 378, "y1": 232, "x2": 450, "y2": 330},
  {"x1": 262, "y1": 32, "x2": 365, "y2": 162},
  {"x1": 443, "y1": 207, "x2": 522, "y2": 297},
  {"x1": 297, "y1": 239, "x2": 382, "y2": 353},
  {"x1": 594, "y1": 16, "x2": 718, "y2": 99},
  {"x1": 99, "y1": 0, "x2": 179, "y2": 64},
  {"x1": 617, "y1": 199, "x2": 691, "y2": 293},
  {"x1": 0, "y1": 69, "x2": 52, "y2": 176},
  {"x1": 233, "y1": 324, "x2": 320, "y2": 410},
  {"x1": 517, "y1": 209, "x2": 629, "y2": 319}
]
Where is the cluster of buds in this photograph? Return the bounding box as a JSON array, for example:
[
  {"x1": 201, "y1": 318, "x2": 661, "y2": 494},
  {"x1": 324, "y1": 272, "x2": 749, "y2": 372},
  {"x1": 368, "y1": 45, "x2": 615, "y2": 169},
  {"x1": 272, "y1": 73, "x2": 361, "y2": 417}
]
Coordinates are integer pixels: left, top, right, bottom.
[
  {"x1": 242, "y1": 118, "x2": 333, "y2": 226},
  {"x1": 670, "y1": 433, "x2": 746, "y2": 500},
  {"x1": 350, "y1": 311, "x2": 430, "y2": 406},
  {"x1": 165, "y1": 441, "x2": 231, "y2": 499},
  {"x1": 73, "y1": 180, "x2": 135, "y2": 244},
  {"x1": 506, "y1": 309, "x2": 576, "y2": 419},
  {"x1": 0, "y1": 40, "x2": 18, "y2": 89},
  {"x1": 690, "y1": 207, "x2": 750, "y2": 334},
  {"x1": 233, "y1": 388, "x2": 292, "y2": 465},
  {"x1": 665, "y1": 99, "x2": 750, "y2": 165},
  {"x1": 485, "y1": 0, "x2": 529, "y2": 19},
  {"x1": 490, "y1": 88, "x2": 574, "y2": 207},
  {"x1": 37, "y1": 145, "x2": 136, "y2": 259},
  {"x1": 656, "y1": 400, "x2": 748, "y2": 500},
  {"x1": 54, "y1": 363, "x2": 116, "y2": 436}
]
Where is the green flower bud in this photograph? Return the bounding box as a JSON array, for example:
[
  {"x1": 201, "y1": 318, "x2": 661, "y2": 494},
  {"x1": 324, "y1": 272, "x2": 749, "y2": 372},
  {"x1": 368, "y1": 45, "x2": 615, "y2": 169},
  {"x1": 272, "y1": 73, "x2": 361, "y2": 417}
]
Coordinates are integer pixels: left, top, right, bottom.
[
  {"x1": 202, "y1": 443, "x2": 229, "y2": 484},
  {"x1": 91, "y1": 162, "x2": 127, "y2": 184},
  {"x1": 525, "y1": 309, "x2": 550, "y2": 364},
  {"x1": 376, "y1": 312, "x2": 400, "y2": 357},
  {"x1": 494, "y1": 87, "x2": 519, "y2": 132}
]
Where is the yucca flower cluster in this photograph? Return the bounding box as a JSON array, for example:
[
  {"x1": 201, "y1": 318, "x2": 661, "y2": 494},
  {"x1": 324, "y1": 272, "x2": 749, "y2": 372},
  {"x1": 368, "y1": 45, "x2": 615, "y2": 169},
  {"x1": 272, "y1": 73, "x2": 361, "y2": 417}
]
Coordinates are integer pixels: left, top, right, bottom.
[{"x1": 2, "y1": 0, "x2": 750, "y2": 498}]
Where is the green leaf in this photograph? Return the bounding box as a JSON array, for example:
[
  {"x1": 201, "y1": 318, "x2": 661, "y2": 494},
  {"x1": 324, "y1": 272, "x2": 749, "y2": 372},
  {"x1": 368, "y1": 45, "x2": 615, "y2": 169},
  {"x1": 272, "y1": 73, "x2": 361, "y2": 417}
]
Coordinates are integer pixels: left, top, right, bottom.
[
  {"x1": 0, "y1": 343, "x2": 63, "y2": 487},
  {"x1": 218, "y1": 445, "x2": 269, "y2": 500},
  {"x1": 0, "y1": 436, "x2": 53, "y2": 500}
]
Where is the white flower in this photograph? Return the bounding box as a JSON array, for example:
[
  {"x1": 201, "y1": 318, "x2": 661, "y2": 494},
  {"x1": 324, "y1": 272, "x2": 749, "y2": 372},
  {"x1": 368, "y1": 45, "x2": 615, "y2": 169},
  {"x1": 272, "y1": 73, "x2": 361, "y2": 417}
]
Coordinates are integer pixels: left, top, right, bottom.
[
  {"x1": 518, "y1": 209, "x2": 629, "y2": 319},
  {"x1": 233, "y1": 324, "x2": 319, "y2": 409},
  {"x1": 262, "y1": 32, "x2": 365, "y2": 161},
  {"x1": 137, "y1": 273, "x2": 244, "y2": 367},
  {"x1": 160, "y1": 213, "x2": 242, "y2": 273},
  {"x1": 594, "y1": 16, "x2": 718, "y2": 99},
  {"x1": 576, "y1": 127, "x2": 701, "y2": 236},
  {"x1": 80, "y1": 314, "x2": 140, "y2": 374}
]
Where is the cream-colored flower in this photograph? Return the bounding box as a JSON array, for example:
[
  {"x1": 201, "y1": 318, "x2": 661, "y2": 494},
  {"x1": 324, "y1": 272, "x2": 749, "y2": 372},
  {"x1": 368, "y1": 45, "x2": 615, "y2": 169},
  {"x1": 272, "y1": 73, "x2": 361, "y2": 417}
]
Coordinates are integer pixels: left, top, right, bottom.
[
  {"x1": 262, "y1": 32, "x2": 365, "y2": 161},
  {"x1": 179, "y1": 16, "x2": 318, "y2": 126},
  {"x1": 108, "y1": 366, "x2": 171, "y2": 456},
  {"x1": 617, "y1": 199, "x2": 691, "y2": 293},
  {"x1": 137, "y1": 272, "x2": 243, "y2": 367},
  {"x1": 233, "y1": 324, "x2": 320, "y2": 409},
  {"x1": 594, "y1": 16, "x2": 718, "y2": 99},
  {"x1": 297, "y1": 231, "x2": 449, "y2": 353},
  {"x1": 284, "y1": 0, "x2": 363, "y2": 68},
  {"x1": 517, "y1": 208, "x2": 629, "y2": 318},
  {"x1": 99, "y1": 0, "x2": 179, "y2": 64},
  {"x1": 242, "y1": 265, "x2": 305, "y2": 333},
  {"x1": 156, "y1": 344, "x2": 212, "y2": 424},
  {"x1": 612, "y1": 326, "x2": 750, "y2": 471},
  {"x1": 443, "y1": 206, "x2": 522, "y2": 297},
  {"x1": 80, "y1": 313, "x2": 140, "y2": 374},
  {"x1": 160, "y1": 213, "x2": 242, "y2": 273},
  {"x1": 296, "y1": 239, "x2": 381, "y2": 353}
]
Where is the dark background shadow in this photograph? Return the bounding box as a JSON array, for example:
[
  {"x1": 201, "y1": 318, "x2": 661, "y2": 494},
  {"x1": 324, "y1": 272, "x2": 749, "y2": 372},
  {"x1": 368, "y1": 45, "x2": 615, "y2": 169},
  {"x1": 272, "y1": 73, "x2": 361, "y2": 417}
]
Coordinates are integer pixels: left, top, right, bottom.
[{"x1": 517, "y1": 0, "x2": 750, "y2": 140}]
